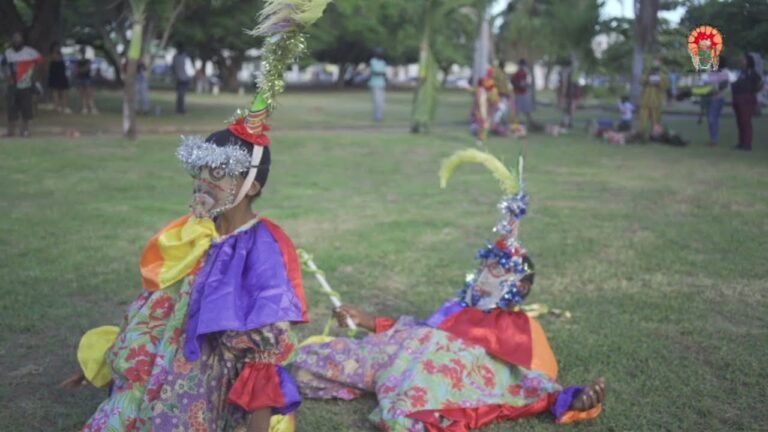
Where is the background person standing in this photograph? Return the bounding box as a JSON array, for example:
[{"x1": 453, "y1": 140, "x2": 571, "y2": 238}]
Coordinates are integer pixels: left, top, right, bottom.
[
  {"x1": 703, "y1": 58, "x2": 730, "y2": 147},
  {"x1": 368, "y1": 47, "x2": 387, "y2": 122},
  {"x1": 731, "y1": 52, "x2": 764, "y2": 151},
  {"x1": 511, "y1": 58, "x2": 533, "y2": 125},
  {"x1": 2, "y1": 32, "x2": 43, "y2": 137},
  {"x1": 636, "y1": 58, "x2": 669, "y2": 141},
  {"x1": 173, "y1": 43, "x2": 191, "y2": 114},
  {"x1": 75, "y1": 46, "x2": 98, "y2": 115},
  {"x1": 48, "y1": 41, "x2": 71, "y2": 114}
]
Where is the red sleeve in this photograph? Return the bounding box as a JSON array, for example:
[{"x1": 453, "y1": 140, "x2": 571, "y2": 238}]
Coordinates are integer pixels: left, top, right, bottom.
[{"x1": 374, "y1": 317, "x2": 396, "y2": 333}]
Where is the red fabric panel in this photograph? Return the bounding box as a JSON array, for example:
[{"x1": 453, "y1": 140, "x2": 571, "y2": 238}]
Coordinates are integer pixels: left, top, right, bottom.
[
  {"x1": 411, "y1": 393, "x2": 555, "y2": 432},
  {"x1": 437, "y1": 308, "x2": 533, "y2": 370},
  {"x1": 227, "y1": 363, "x2": 286, "y2": 411},
  {"x1": 262, "y1": 219, "x2": 309, "y2": 322},
  {"x1": 374, "y1": 317, "x2": 396, "y2": 333}
]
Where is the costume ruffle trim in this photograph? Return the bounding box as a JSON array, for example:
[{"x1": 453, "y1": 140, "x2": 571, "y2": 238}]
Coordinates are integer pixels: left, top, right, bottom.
[
  {"x1": 374, "y1": 317, "x2": 396, "y2": 333},
  {"x1": 228, "y1": 363, "x2": 301, "y2": 415}
]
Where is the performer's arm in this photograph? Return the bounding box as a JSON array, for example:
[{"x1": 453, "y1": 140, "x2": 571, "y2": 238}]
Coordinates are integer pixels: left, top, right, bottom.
[{"x1": 334, "y1": 305, "x2": 392, "y2": 332}]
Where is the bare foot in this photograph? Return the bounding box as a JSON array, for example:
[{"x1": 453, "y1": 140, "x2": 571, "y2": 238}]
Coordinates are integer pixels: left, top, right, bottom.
[
  {"x1": 570, "y1": 377, "x2": 606, "y2": 411},
  {"x1": 59, "y1": 371, "x2": 87, "y2": 389}
]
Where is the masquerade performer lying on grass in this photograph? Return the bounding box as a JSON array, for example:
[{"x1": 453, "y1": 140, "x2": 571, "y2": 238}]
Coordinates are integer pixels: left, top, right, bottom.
[
  {"x1": 61, "y1": 2, "x2": 331, "y2": 431},
  {"x1": 291, "y1": 149, "x2": 606, "y2": 432}
]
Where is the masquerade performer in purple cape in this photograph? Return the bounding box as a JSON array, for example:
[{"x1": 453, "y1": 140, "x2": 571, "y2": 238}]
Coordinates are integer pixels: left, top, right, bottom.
[{"x1": 62, "y1": 1, "x2": 332, "y2": 431}]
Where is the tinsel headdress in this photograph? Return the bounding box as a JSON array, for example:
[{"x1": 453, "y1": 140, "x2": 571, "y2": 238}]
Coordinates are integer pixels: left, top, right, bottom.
[
  {"x1": 439, "y1": 148, "x2": 531, "y2": 309},
  {"x1": 229, "y1": 0, "x2": 332, "y2": 141}
]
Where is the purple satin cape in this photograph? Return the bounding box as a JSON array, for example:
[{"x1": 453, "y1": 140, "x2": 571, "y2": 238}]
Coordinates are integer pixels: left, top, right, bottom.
[{"x1": 184, "y1": 221, "x2": 306, "y2": 361}]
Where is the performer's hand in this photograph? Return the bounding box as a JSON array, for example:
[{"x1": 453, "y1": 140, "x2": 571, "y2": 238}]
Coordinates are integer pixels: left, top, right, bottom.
[
  {"x1": 59, "y1": 371, "x2": 87, "y2": 389},
  {"x1": 334, "y1": 305, "x2": 375, "y2": 331}
]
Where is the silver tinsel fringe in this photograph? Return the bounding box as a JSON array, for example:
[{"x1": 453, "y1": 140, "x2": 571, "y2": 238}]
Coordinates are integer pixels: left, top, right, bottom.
[{"x1": 176, "y1": 135, "x2": 252, "y2": 177}]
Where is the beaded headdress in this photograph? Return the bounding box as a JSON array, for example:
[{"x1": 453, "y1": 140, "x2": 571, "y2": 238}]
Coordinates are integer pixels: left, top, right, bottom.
[{"x1": 439, "y1": 149, "x2": 533, "y2": 309}]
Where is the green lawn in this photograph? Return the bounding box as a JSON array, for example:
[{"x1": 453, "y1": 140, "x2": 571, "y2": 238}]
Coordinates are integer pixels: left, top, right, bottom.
[{"x1": 1, "y1": 90, "x2": 767, "y2": 431}]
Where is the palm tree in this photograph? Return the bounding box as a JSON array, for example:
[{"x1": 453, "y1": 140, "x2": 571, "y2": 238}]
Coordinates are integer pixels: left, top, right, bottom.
[
  {"x1": 411, "y1": 0, "x2": 491, "y2": 133},
  {"x1": 123, "y1": 0, "x2": 149, "y2": 140},
  {"x1": 629, "y1": 0, "x2": 660, "y2": 104}
]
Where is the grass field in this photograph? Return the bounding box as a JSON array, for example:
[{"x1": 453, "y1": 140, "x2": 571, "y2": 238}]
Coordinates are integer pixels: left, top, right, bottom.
[{"x1": 1, "y1": 90, "x2": 767, "y2": 431}]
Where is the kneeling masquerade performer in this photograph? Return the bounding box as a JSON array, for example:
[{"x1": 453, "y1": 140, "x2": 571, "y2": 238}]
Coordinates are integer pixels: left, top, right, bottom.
[
  {"x1": 63, "y1": 1, "x2": 333, "y2": 431},
  {"x1": 292, "y1": 149, "x2": 606, "y2": 431}
]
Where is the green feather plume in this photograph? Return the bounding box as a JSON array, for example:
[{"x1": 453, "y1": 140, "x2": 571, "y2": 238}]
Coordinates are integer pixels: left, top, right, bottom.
[
  {"x1": 251, "y1": 0, "x2": 332, "y2": 36},
  {"x1": 439, "y1": 149, "x2": 518, "y2": 195},
  {"x1": 243, "y1": 0, "x2": 331, "y2": 114}
]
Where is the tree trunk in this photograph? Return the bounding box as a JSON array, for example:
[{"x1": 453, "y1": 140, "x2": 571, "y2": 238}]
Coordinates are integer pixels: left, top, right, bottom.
[
  {"x1": 27, "y1": 0, "x2": 63, "y2": 53},
  {"x1": 472, "y1": 8, "x2": 490, "y2": 85},
  {"x1": 141, "y1": 18, "x2": 156, "y2": 63},
  {"x1": 0, "y1": 0, "x2": 62, "y2": 52},
  {"x1": 336, "y1": 63, "x2": 350, "y2": 88},
  {"x1": 440, "y1": 65, "x2": 451, "y2": 88},
  {"x1": 629, "y1": 0, "x2": 659, "y2": 105},
  {"x1": 215, "y1": 54, "x2": 244, "y2": 93},
  {"x1": 98, "y1": 25, "x2": 124, "y2": 85},
  {"x1": 124, "y1": 14, "x2": 145, "y2": 140},
  {"x1": 529, "y1": 57, "x2": 537, "y2": 110}
]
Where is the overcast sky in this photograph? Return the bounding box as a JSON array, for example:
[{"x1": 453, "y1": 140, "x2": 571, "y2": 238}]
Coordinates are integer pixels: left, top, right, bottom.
[{"x1": 492, "y1": 0, "x2": 686, "y2": 24}]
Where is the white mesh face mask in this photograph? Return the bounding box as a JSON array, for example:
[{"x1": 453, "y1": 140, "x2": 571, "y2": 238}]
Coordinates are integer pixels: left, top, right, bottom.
[
  {"x1": 179, "y1": 136, "x2": 264, "y2": 219},
  {"x1": 190, "y1": 167, "x2": 242, "y2": 219}
]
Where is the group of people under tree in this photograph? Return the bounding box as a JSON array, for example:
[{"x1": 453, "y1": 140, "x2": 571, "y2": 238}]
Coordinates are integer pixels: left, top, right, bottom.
[
  {"x1": 2, "y1": 32, "x2": 99, "y2": 137},
  {"x1": 2, "y1": 33, "x2": 200, "y2": 138},
  {"x1": 629, "y1": 53, "x2": 763, "y2": 150},
  {"x1": 469, "y1": 58, "x2": 537, "y2": 140}
]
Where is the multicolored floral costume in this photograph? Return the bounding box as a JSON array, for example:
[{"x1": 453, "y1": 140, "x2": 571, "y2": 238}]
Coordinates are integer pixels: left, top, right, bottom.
[
  {"x1": 294, "y1": 301, "x2": 599, "y2": 431},
  {"x1": 80, "y1": 216, "x2": 308, "y2": 431}
]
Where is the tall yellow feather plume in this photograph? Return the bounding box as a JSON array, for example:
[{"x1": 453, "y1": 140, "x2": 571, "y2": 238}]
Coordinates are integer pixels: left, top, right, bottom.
[{"x1": 439, "y1": 149, "x2": 518, "y2": 195}]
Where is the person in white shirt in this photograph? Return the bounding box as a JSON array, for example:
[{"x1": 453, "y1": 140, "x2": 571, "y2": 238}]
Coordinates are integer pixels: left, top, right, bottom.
[{"x1": 617, "y1": 95, "x2": 633, "y2": 131}]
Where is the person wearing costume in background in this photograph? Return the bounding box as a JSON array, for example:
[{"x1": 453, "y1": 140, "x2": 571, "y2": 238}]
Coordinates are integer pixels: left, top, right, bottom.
[
  {"x1": 369, "y1": 47, "x2": 387, "y2": 122},
  {"x1": 61, "y1": 2, "x2": 333, "y2": 431},
  {"x1": 731, "y1": 52, "x2": 764, "y2": 151},
  {"x1": 470, "y1": 68, "x2": 508, "y2": 140},
  {"x1": 2, "y1": 32, "x2": 43, "y2": 137},
  {"x1": 292, "y1": 149, "x2": 606, "y2": 432},
  {"x1": 636, "y1": 58, "x2": 669, "y2": 141}
]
